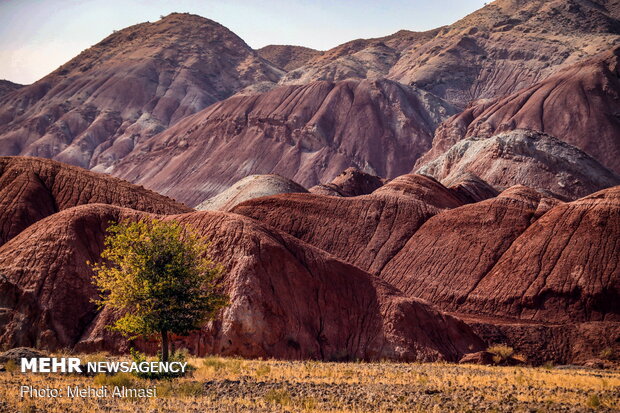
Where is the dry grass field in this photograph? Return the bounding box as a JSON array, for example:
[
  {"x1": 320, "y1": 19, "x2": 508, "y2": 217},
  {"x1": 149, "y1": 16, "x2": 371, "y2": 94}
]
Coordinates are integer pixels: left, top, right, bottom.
[{"x1": 0, "y1": 355, "x2": 618, "y2": 412}]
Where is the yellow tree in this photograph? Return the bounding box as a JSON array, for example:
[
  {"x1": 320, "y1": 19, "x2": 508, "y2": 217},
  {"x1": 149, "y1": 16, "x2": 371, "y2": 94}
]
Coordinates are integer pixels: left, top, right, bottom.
[{"x1": 91, "y1": 219, "x2": 228, "y2": 362}]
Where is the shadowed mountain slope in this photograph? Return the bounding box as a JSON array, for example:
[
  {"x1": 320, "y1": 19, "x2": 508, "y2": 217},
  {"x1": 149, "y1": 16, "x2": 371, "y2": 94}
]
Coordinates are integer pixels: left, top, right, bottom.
[{"x1": 0, "y1": 156, "x2": 190, "y2": 246}]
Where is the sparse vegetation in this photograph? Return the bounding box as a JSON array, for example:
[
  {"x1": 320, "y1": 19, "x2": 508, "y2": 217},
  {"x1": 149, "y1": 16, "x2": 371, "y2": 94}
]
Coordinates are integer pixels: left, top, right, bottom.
[
  {"x1": 1, "y1": 355, "x2": 619, "y2": 412},
  {"x1": 599, "y1": 347, "x2": 615, "y2": 360},
  {"x1": 488, "y1": 344, "x2": 515, "y2": 364}
]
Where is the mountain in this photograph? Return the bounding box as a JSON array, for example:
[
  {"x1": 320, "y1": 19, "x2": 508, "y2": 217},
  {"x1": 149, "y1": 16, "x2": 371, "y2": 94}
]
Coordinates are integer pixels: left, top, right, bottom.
[
  {"x1": 309, "y1": 167, "x2": 385, "y2": 197},
  {"x1": 233, "y1": 179, "x2": 620, "y2": 362},
  {"x1": 0, "y1": 156, "x2": 190, "y2": 246},
  {"x1": 381, "y1": 184, "x2": 620, "y2": 324},
  {"x1": 0, "y1": 202, "x2": 483, "y2": 361},
  {"x1": 196, "y1": 174, "x2": 308, "y2": 211},
  {"x1": 280, "y1": 0, "x2": 620, "y2": 107},
  {"x1": 417, "y1": 130, "x2": 620, "y2": 201},
  {"x1": 112, "y1": 78, "x2": 457, "y2": 206},
  {"x1": 232, "y1": 174, "x2": 467, "y2": 276},
  {"x1": 0, "y1": 80, "x2": 23, "y2": 98},
  {"x1": 0, "y1": 13, "x2": 283, "y2": 171},
  {"x1": 418, "y1": 46, "x2": 620, "y2": 173},
  {"x1": 279, "y1": 30, "x2": 440, "y2": 85},
  {"x1": 257, "y1": 45, "x2": 323, "y2": 71}
]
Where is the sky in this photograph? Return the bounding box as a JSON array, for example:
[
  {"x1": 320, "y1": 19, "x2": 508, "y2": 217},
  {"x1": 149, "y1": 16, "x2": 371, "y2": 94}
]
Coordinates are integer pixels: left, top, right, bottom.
[{"x1": 0, "y1": 0, "x2": 487, "y2": 85}]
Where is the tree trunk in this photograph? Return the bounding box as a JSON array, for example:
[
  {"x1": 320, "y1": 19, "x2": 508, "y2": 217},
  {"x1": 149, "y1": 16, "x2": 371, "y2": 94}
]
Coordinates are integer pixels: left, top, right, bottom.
[{"x1": 161, "y1": 330, "x2": 169, "y2": 362}]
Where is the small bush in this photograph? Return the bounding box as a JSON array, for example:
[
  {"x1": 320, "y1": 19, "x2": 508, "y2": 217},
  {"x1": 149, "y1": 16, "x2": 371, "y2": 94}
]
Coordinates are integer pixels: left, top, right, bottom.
[
  {"x1": 587, "y1": 393, "x2": 601, "y2": 408},
  {"x1": 598, "y1": 347, "x2": 614, "y2": 360},
  {"x1": 93, "y1": 372, "x2": 134, "y2": 387},
  {"x1": 488, "y1": 344, "x2": 514, "y2": 364},
  {"x1": 4, "y1": 359, "x2": 18, "y2": 373}
]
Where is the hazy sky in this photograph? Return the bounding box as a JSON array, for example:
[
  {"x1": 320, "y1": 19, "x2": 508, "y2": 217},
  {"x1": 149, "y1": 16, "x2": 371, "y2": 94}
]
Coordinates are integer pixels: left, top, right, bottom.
[{"x1": 0, "y1": 0, "x2": 487, "y2": 85}]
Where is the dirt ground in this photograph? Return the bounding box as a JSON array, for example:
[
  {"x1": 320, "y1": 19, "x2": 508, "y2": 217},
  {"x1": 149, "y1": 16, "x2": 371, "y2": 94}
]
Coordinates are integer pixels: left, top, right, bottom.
[{"x1": 0, "y1": 356, "x2": 618, "y2": 412}]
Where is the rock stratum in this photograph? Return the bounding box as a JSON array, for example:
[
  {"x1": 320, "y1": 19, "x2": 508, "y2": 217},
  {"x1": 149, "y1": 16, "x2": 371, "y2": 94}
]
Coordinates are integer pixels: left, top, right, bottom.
[
  {"x1": 0, "y1": 156, "x2": 190, "y2": 246},
  {"x1": 0, "y1": 13, "x2": 282, "y2": 171},
  {"x1": 417, "y1": 130, "x2": 620, "y2": 201},
  {"x1": 0, "y1": 202, "x2": 483, "y2": 362},
  {"x1": 112, "y1": 78, "x2": 457, "y2": 206},
  {"x1": 196, "y1": 174, "x2": 308, "y2": 211},
  {"x1": 419, "y1": 47, "x2": 620, "y2": 174}
]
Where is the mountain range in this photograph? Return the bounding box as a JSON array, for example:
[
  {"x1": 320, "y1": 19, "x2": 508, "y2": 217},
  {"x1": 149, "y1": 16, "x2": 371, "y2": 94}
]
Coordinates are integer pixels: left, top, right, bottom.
[{"x1": 0, "y1": 0, "x2": 619, "y2": 364}]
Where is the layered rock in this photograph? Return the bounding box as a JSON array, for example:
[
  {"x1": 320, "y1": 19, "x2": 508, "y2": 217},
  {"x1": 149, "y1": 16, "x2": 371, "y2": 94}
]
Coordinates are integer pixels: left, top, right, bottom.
[
  {"x1": 0, "y1": 13, "x2": 282, "y2": 171},
  {"x1": 381, "y1": 186, "x2": 560, "y2": 311},
  {"x1": 0, "y1": 204, "x2": 483, "y2": 361},
  {"x1": 0, "y1": 156, "x2": 190, "y2": 246},
  {"x1": 233, "y1": 175, "x2": 465, "y2": 275},
  {"x1": 441, "y1": 172, "x2": 499, "y2": 204},
  {"x1": 463, "y1": 186, "x2": 620, "y2": 323},
  {"x1": 417, "y1": 130, "x2": 620, "y2": 201},
  {"x1": 0, "y1": 80, "x2": 23, "y2": 98},
  {"x1": 419, "y1": 47, "x2": 620, "y2": 173},
  {"x1": 309, "y1": 167, "x2": 385, "y2": 197},
  {"x1": 282, "y1": 0, "x2": 620, "y2": 107},
  {"x1": 257, "y1": 45, "x2": 323, "y2": 71},
  {"x1": 112, "y1": 79, "x2": 457, "y2": 206},
  {"x1": 196, "y1": 174, "x2": 308, "y2": 211},
  {"x1": 381, "y1": 185, "x2": 619, "y2": 324}
]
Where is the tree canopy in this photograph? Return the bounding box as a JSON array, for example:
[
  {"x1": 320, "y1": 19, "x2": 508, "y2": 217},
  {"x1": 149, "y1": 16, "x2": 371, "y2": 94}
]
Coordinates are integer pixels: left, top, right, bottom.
[{"x1": 91, "y1": 219, "x2": 228, "y2": 361}]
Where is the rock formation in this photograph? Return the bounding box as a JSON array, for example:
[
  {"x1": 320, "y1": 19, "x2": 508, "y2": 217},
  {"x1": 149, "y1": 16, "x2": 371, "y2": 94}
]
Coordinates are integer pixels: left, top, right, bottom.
[
  {"x1": 0, "y1": 80, "x2": 23, "y2": 98},
  {"x1": 0, "y1": 156, "x2": 190, "y2": 246},
  {"x1": 418, "y1": 47, "x2": 620, "y2": 173},
  {"x1": 0, "y1": 204, "x2": 483, "y2": 361},
  {"x1": 196, "y1": 174, "x2": 308, "y2": 211},
  {"x1": 309, "y1": 167, "x2": 385, "y2": 197},
  {"x1": 417, "y1": 130, "x2": 620, "y2": 201},
  {"x1": 0, "y1": 13, "x2": 283, "y2": 171},
  {"x1": 112, "y1": 79, "x2": 457, "y2": 206},
  {"x1": 233, "y1": 174, "x2": 465, "y2": 275},
  {"x1": 282, "y1": 0, "x2": 620, "y2": 107},
  {"x1": 257, "y1": 45, "x2": 323, "y2": 71}
]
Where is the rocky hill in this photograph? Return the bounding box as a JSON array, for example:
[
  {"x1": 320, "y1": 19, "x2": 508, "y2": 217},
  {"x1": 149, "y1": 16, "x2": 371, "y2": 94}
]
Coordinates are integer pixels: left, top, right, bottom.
[
  {"x1": 417, "y1": 130, "x2": 620, "y2": 201},
  {"x1": 0, "y1": 80, "x2": 23, "y2": 98},
  {"x1": 196, "y1": 174, "x2": 308, "y2": 211},
  {"x1": 0, "y1": 156, "x2": 190, "y2": 246},
  {"x1": 309, "y1": 167, "x2": 385, "y2": 197},
  {"x1": 0, "y1": 13, "x2": 283, "y2": 171},
  {"x1": 418, "y1": 47, "x2": 620, "y2": 174},
  {"x1": 0, "y1": 203, "x2": 483, "y2": 361},
  {"x1": 282, "y1": 0, "x2": 620, "y2": 107},
  {"x1": 257, "y1": 45, "x2": 323, "y2": 71},
  {"x1": 112, "y1": 79, "x2": 457, "y2": 206}
]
